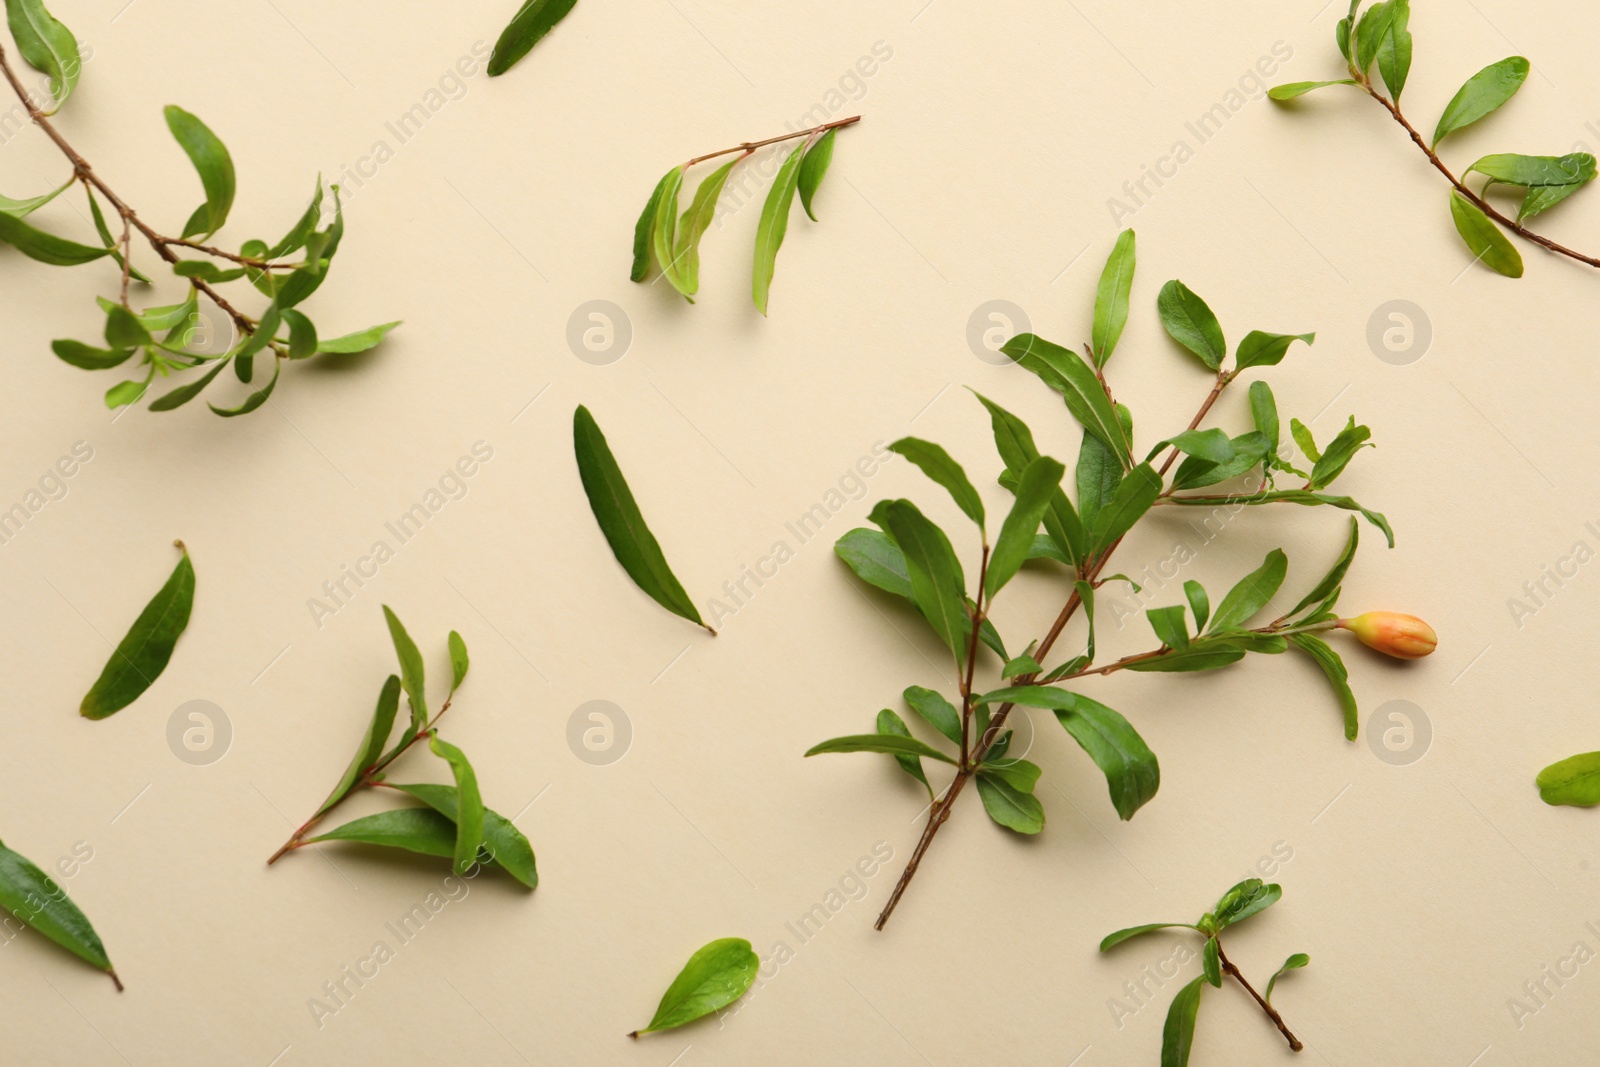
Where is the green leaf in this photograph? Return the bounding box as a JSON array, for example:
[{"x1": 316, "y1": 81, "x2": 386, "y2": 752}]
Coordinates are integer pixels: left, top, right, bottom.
[
  {"x1": 1202, "y1": 937, "x2": 1222, "y2": 987},
  {"x1": 316, "y1": 675, "x2": 401, "y2": 816},
  {"x1": 1266, "y1": 953, "x2": 1310, "y2": 1003},
  {"x1": 1467, "y1": 152, "x2": 1596, "y2": 189},
  {"x1": 315, "y1": 321, "x2": 401, "y2": 355},
  {"x1": 1233, "y1": 489, "x2": 1393, "y2": 547},
  {"x1": 1354, "y1": 0, "x2": 1398, "y2": 73},
  {"x1": 1161, "y1": 975, "x2": 1205, "y2": 1067},
  {"x1": 428, "y1": 733, "x2": 485, "y2": 875},
  {"x1": 5, "y1": 0, "x2": 80, "y2": 113},
  {"x1": 573, "y1": 405, "x2": 708, "y2": 631},
  {"x1": 877, "y1": 708, "x2": 932, "y2": 797},
  {"x1": 632, "y1": 938, "x2": 759, "y2": 1036},
  {"x1": 1536, "y1": 752, "x2": 1600, "y2": 807},
  {"x1": 631, "y1": 167, "x2": 678, "y2": 283},
  {"x1": 1157, "y1": 280, "x2": 1226, "y2": 370},
  {"x1": 0, "y1": 211, "x2": 108, "y2": 266},
  {"x1": 448, "y1": 631, "x2": 469, "y2": 692},
  {"x1": 381, "y1": 604, "x2": 428, "y2": 729},
  {"x1": 84, "y1": 186, "x2": 148, "y2": 282},
  {"x1": 52, "y1": 340, "x2": 133, "y2": 370},
  {"x1": 147, "y1": 357, "x2": 230, "y2": 412},
  {"x1": 889, "y1": 437, "x2": 986, "y2": 531},
  {"x1": 1002, "y1": 333, "x2": 1130, "y2": 462},
  {"x1": 883, "y1": 499, "x2": 971, "y2": 667},
  {"x1": 207, "y1": 355, "x2": 280, "y2": 417},
  {"x1": 797, "y1": 127, "x2": 836, "y2": 221},
  {"x1": 308, "y1": 807, "x2": 458, "y2": 859},
  {"x1": 1149, "y1": 428, "x2": 1234, "y2": 467},
  {"x1": 1433, "y1": 57, "x2": 1530, "y2": 145},
  {"x1": 1289, "y1": 633, "x2": 1358, "y2": 740},
  {"x1": 1183, "y1": 580, "x2": 1210, "y2": 633},
  {"x1": 0, "y1": 840, "x2": 115, "y2": 984},
  {"x1": 1207, "y1": 549, "x2": 1287, "y2": 632},
  {"x1": 834, "y1": 527, "x2": 913, "y2": 599},
  {"x1": 975, "y1": 772, "x2": 1045, "y2": 834},
  {"x1": 1519, "y1": 179, "x2": 1594, "y2": 223},
  {"x1": 1099, "y1": 922, "x2": 1197, "y2": 951},
  {"x1": 105, "y1": 376, "x2": 150, "y2": 409},
  {"x1": 0, "y1": 173, "x2": 73, "y2": 217},
  {"x1": 973, "y1": 390, "x2": 1086, "y2": 566},
  {"x1": 1077, "y1": 420, "x2": 1125, "y2": 535},
  {"x1": 486, "y1": 0, "x2": 578, "y2": 76},
  {"x1": 80, "y1": 543, "x2": 194, "y2": 719},
  {"x1": 1288, "y1": 517, "x2": 1359, "y2": 617},
  {"x1": 986, "y1": 455, "x2": 1065, "y2": 599},
  {"x1": 1053, "y1": 694, "x2": 1159, "y2": 820},
  {"x1": 163, "y1": 106, "x2": 235, "y2": 239},
  {"x1": 1089, "y1": 462, "x2": 1161, "y2": 556},
  {"x1": 1448, "y1": 190, "x2": 1523, "y2": 278},
  {"x1": 650, "y1": 166, "x2": 687, "y2": 295},
  {"x1": 1235, "y1": 330, "x2": 1314, "y2": 371},
  {"x1": 672, "y1": 156, "x2": 741, "y2": 297},
  {"x1": 904, "y1": 685, "x2": 963, "y2": 746},
  {"x1": 1091, "y1": 229, "x2": 1136, "y2": 366},
  {"x1": 1214, "y1": 878, "x2": 1282, "y2": 929},
  {"x1": 1309, "y1": 417, "x2": 1373, "y2": 489},
  {"x1": 1146, "y1": 605, "x2": 1190, "y2": 650},
  {"x1": 752, "y1": 141, "x2": 807, "y2": 315},
  {"x1": 1374, "y1": 0, "x2": 1412, "y2": 101},
  {"x1": 389, "y1": 783, "x2": 538, "y2": 888},
  {"x1": 1267, "y1": 79, "x2": 1356, "y2": 100},
  {"x1": 1002, "y1": 654, "x2": 1041, "y2": 679},
  {"x1": 1290, "y1": 418, "x2": 1320, "y2": 463},
  {"x1": 981, "y1": 755, "x2": 1041, "y2": 793},
  {"x1": 172, "y1": 259, "x2": 245, "y2": 283},
  {"x1": 804, "y1": 733, "x2": 957, "y2": 763},
  {"x1": 1249, "y1": 382, "x2": 1280, "y2": 467},
  {"x1": 282, "y1": 309, "x2": 317, "y2": 360},
  {"x1": 266, "y1": 177, "x2": 324, "y2": 258}
]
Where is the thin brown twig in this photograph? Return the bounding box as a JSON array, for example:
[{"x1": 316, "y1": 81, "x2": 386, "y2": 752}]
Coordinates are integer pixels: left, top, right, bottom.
[
  {"x1": 681, "y1": 115, "x2": 861, "y2": 169},
  {"x1": 1216, "y1": 941, "x2": 1303, "y2": 1052}
]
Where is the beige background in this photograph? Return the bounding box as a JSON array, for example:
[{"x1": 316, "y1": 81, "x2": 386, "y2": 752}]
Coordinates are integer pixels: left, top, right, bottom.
[{"x1": 2, "y1": 0, "x2": 1598, "y2": 1063}]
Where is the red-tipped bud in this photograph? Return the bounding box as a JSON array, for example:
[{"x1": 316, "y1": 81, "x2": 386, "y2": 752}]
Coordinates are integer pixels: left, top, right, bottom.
[{"x1": 1336, "y1": 612, "x2": 1437, "y2": 659}]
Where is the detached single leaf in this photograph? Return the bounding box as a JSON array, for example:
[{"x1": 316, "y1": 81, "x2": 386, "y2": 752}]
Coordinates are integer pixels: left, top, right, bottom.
[
  {"x1": 1536, "y1": 752, "x2": 1600, "y2": 807},
  {"x1": 632, "y1": 938, "x2": 759, "y2": 1036},
  {"x1": 1157, "y1": 280, "x2": 1225, "y2": 370},
  {"x1": 5, "y1": 0, "x2": 80, "y2": 112},
  {"x1": 428, "y1": 734, "x2": 485, "y2": 875},
  {"x1": 486, "y1": 0, "x2": 578, "y2": 76},
  {"x1": 1091, "y1": 229, "x2": 1136, "y2": 366},
  {"x1": 391, "y1": 783, "x2": 538, "y2": 888},
  {"x1": 573, "y1": 405, "x2": 708, "y2": 631},
  {"x1": 1433, "y1": 56, "x2": 1530, "y2": 146},
  {"x1": 0, "y1": 840, "x2": 116, "y2": 985},
  {"x1": 752, "y1": 141, "x2": 807, "y2": 315},
  {"x1": 0, "y1": 212, "x2": 109, "y2": 266},
  {"x1": 382, "y1": 605, "x2": 429, "y2": 728},
  {"x1": 1448, "y1": 191, "x2": 1523, "y2": 277},
  {"x1": 804, "y1": 733, "x2": 956, "y2": 763},
  {"x1": 797, "y1": 127, "x2": 836, "y2": 221},
  {"x1": 163, "y1": 106, "x2": 236, "y2": 239},
  {"x1": 1162, "y1": 975, "x2": 1205, "y2": 1067},
  {"x1": 80, "y1": 543, "x2": 194, "y2": 719},
  {"x1": 316, "y1": 675, "x2": 401, "y2": 816}
]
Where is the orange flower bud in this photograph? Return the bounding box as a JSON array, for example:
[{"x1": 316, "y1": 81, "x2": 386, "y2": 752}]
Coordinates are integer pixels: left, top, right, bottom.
[{"x1": 1336, "y1": 612, "x2": 1437, "y2": 659}]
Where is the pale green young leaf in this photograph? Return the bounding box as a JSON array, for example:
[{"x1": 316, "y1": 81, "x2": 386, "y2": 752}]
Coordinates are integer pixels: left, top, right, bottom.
[
  {"x1": 5, "y1": 0, "x2": 80, "y2": 113},
  {"x1": 1267, "y1": 79, "x2": 1356, "y2": 99},
  {"x1": 752, "y1": 141, "x2": 807, "y2": 315},
  {"x1": 1207, "y1": 549, "x2": 1288, "y2": 632},
  {"x1": 631, "y1": 167, "x2": 678, "y2": 283},
  {"x1": 1433, "y1": 56, "x2": 1529, "y2": 146},
  {"x1": 797, "y1": 127, "x2": 836, "y2": 221},
  {"x1": 1448, "y1": 190, "x2": 1523, "y2": 278},
  {"x1": 1235, "y1": 330, "x2": 1314, "y2": 371},
  {"x1": 428, "y1": 733, "x2": 485, "y2": 875},
  {"x1": 672, "y1": 156, "x2": 741, "y2": 297},
  {"x1": 389, "y1": 783, "x2": 538, "y2": 888},
  {"x1": 1266, "y1": 953, "x2": 1310, "y2": 1003},
  {"x1": 1100, "y1": 922, "x2": 1198, "y2": 951},
  {"x1": 632, "y1": 938, "x2": 759, "y2": 1036},
  {"x1": 1091, "y1": 229, "x2": 1136, "y2": 366},
  {"x1": 316, "y1": 321, "x2": 401, "y2": 355},
  {"x1": 1536, "y1": 752, "x2": 1600, "y2": 807},
  {"x1": 805, "y1": 733, "x2": 957, "y2": 763},
  {"x1": 316, "y1": 675, "x2": 401, "y2": 816},
  {"x1": 382, "y1": 605, "x2": 428, "y2": 728}
]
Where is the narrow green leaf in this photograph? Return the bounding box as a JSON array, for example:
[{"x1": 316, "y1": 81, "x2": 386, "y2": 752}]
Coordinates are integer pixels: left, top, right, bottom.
[
  {"x1": 1053, "y1": 695, "x2": 1160, "y2": 820},
  {"x1": 84, "y1": 185, "x2": 148, "y2": 282},
  {"x1": 390, "y1": 783, "x2": 538, "y2": 888},
  {"x1": 752, "y1": 141, "x2": 807, "y2": 315},
  {"x1": 0, "y1": 211, "x2": 108, "y2": 266},
  {"x1": 163, "y1": 106, "x2": 235, "y2": 239},
  {"x1": 1202, "y1": 937, "x2": 1222, "y2": 987},
  {"x1": 1290, "y1": 418, "x2": 1321, "y2": 463},
  {"x1": 1309, "y1": 417, "x2": 1373, "y2": 489},
  {"x1": 316, "y1": 675, "x2": 401, "y2": 816},
  {"x1": 986, "y1": 456, "x2": 1065, "y2": 598},
  {"x1": 266, "y1": 177, "x2": 324, "y2": 258},
  {"x1": 487, "y1": 0, "x2": 578, "y2": 75},
  {"x1": 1207, "y1": 549, "x2": 1288, "y2": 632},
  {"x1": 573, "y1": 405, "x2": 708, "y2": 631},
  {"x1": 1091, "y1": 229, "x2": 1136, "y2": 366},
  {"x1": 315, "y1": 321, "x2": 401, "y2": 355},
  {"x1": 877, "y1": 708, "x2": 932, "y2": 797},
  {"x1": 1146, "y1": 605, "x2": 1190, "y2": 650},
  {"x1": 282, "y1": 309, "x2": 317, "y2": 360},
  {"x1": 904, "y1": 685, "x2": 963, "y2": 746},
  {"x1": 672, "y1": 156, "x2": 741, "y2": 297},
  {"x1": 1448, "y1": 190, "x2": 1523, "y2": 278},
  {"x1": 651, "y1": 167, "x2": 688, "y2": 296},
  {"x1": 632, "y1": 938, "x2": 759, "y2": 1036},
  {"x1": 834, "y1": 527, "x2": 913, "y2": 600},
  {"x1": 1536, "y1": 752, "x2": 1600, "y2": 807},
  {"x1": 889, "y1": 437, "x2": 986, "y2": 530},
  {"x1": 147, "y1": 357, "x2": 230, "y2": 412},
  {"x1": 1249, "y1": 382, "x2": 1280, "y2": 467},
  {"x1": 973, "y1": 390, "x2": 1086, "y2": 565},
  {"x1": 382, "y1": 605, "x2": 428, "y2": 728},
  {"x1": 0, "y1": 173, "x2": 73, "y2": 217},
  {"x1": 1266, "y1": 953, "x2": 1310, "y2": 1003},
  {"x1": 1467, "y1": 152, "x2": 1596, "y2": 189},
  {"x1": 0, "y1": 840, "x2": 115, "y2": 984},
  {"x1": 1004, "y1": 333, "x2": 1130, "y2": 463},
  {"x1": 5, "y1": 0, "x2": 80, "y2": 113},
  {"x1": 105, "y1": 377, "x2": 150, "y2": 409},
  {"x1": 976, "y1": 772, "x2": 1045, "y2": 834},
  {"x1": 1214, "y1": 878, "x2": 1282, "y2": 929},
  {"x1": 1374, "y1": 0, "x2": 1412, "y2": 101},
  {"x1": 1433, "y1": 57, "x2": 1530, "y2": 146},
  {"x1": 1162, "y1": 975, "x2": 1205, "y2": 1067},
  {"x1": 1230, "y1": 489, "x2": 1393, "y2": 547},
  {"x1": 883, "y1": 499, "x2": 970, "y2": 666},
  {"x1": 1183, "y1": 580, "x2": 1210, "y2": 633},
  {"x1": 1148, "y1": 429, "x2": 1234, "y2": 467},
  {"x1": 1289, "y1": 633, "x2": 1358, "y2": 740},
  {"x1": 52, "y1": 340, "x2": 132, "y2": 370},
  {"x1": 428, "y1": 734, "x2": 485, "y2": 875},
  {"x1": 1354, "y1": 0, "x2": 1397, "y2": 73},
  {"x1": 80, "y1": 543, "x2": 194, "y2": 719},
  {"x1": 1125, "y1": 647, "x2": 1246, "y2": 673},
  {"x1": 797, "y1": 127, "x2": 836, "y2": 221},
  {"x1": 308, "y1": 808, "x2": 457, "y2": 859},
  {"x1": 1267, "y1": 79, "x2": 1357, "y2": 100},
  {"x1": 1100, "y1": 922, "x2": 1197, "y2": 951},
  {"x1": 448, "y1": 631, "x2": 469, "y2": 692},
  {"x1": 207, "y1": 355, "x2": 280, "y2": 417},
  {"x1": 1288, "y1": 516, "x2": 1359, "y2": 617},
  {"x1": 804, "y1": 733, "x2": 957, "y2": 763},
  {"x1": 1157, "y1": 280, "x2": 1226, "y2": 370},
  {"x1": 631, "y1": 167, "x2": 677, "y2": 283},
  {"x1": 1235, "y1": 330, "x2": 1314, "y2": 371},
  {"x1": 1089, "y1": 462, "x2": 1161, "y2": 555}
]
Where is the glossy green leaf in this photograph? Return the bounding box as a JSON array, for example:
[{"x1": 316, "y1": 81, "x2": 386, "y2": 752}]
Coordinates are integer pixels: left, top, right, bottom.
[
  {"x1": 973, "y1": 390, "x2": 1086, "y2": 565},
  {"x1": 672, "y1": 157, "x2": 740, "y2": 297},
  {"x1": 1235, "y1": 330, "x2": 1314, "y2": 371},
  {"x1": 631, "y1": 167, "x2": 678, "y2": 283},
  {"x1": 316, "y1": 675, "x2": 401, "y2": 816},
  {"x1": 1309, "y1": 417, "x2": 1373, "y2": 489},
  {"x1": 797, "y1": 127, "x2": 836, "y2": 221},
  {"x1": 805, "y1": 733, "x2": 957, "y2": 763},
  {"x1": 651, "y1": 167, "x2": 687, "y2": 295},
  {"x1": 1289, "y1": 633, "x2": 1358, "y2": 739},
  {"x1": 986, "y1": 455, "x2": 1065, "y2": 599},
  {"x1": 0, "y1": 840, "x2": 115, "y2": 985},
  {"x1": 883, "y1": 499, "x2": 970, "y2": 666},
  {"x1": 1267, "y1": 79, "x2": 1356, "y2": 100},
  {"x1": 5, "y1": 0, "x2": 80, "y2": 113},
  {"x1": 877, "y1": 708, "x2": 932, "y2": 797},
  {"x1": 80, "y1": 543, "x2": 194, "y2": 719},
  {"x1": 266, "y1": 177, "x2": 324, "y2": 258},
  {"x1": 1126, "y1": 646, "x2": 1247, "y2": 673},
  {"x1": 834, "y1": 527, "x2": 913, "y2": 599},
  {"x1": 448, "y1": 631, "x2": 469, "y2": 692},
  {"x1": 1354, "y1": 0, "x2": 1398, "y2": 73},
  {"x1": 1288, "y1": 516, "x2": 1359, "y2": 617},
  {"x1": 904, "y1": 685, "x2": 962, "y2": 746},
  {"x1": 1157, "y1": 280, "x2": 1225, "y2": 370},
  {"x1": 1467, "y1": 152, "x2": 1596, "y2": 189},
  {"x1": 390, "y1": 783, "x2": 538, "y2": 888},
  {"x1": 573, "y1": 405, "x2": 708, "y2": 631},
  {"x1": 163, "y1": 106, "x2": 235, "y2": 239},
  {"x1": 487, "y1": 0, "x2": 578, "y2": 76},
  {"x1": 1100, "y1": 922, "x2": 1197, "y2": 951},
  {"x1": 315, "y1": 321, "x2": 401, "y2": 355},
  {"x1": 1207, "y1": 549, "x2": 1287, "y2": 632},
  {"x1": 1091, "y1": 229, "x2": 1136, "y2": 366},
  {"x1": 1149, "y1": 428, "x2": 1234, "y2": 467},
  {"x1": 1214, "y1": 878, "x2": 1282, "y2": 929},
  {"x1": 1266, "y1": 953, "x2": 1310, "y2": 1003},
  {"x1": 889, "y1": 437, "x2": 986, "y2": 530},
  {"x1": 428, "y1": 733, "x2": 485, "y2": 875},
  {"x1": 1519, "y1": 180, "x2": 1593, "y2": 223},
  {"x1": 1374, "y1": 0, "x2": 1411, "y2": 101},
  {"x1": 632, "y1": 938, "x2": 759, "y2": 1036},
  {"x1": 1089, "y1": 463, "x2": 1161, "y2": 555},
  {"x1": 1002, "y1": 333, "x2": 1130, "y2": 462},
  {"x1": 84, "y1": 186, "x2": 149, "y2": 282},
  {"x1": 0, "y1": 174, "x2": 72, "y2": 217},
  {"x1": 52, "y1": 340, "x2": 133, "y2": 370},
  {"x1": 1183, "y1": 580, "x2": 1210, "y2": 633},
  {"x1": 1162, "y1": 975, "x2": 1205, "y2": 1067},
  {"x1": 0, "y1": 211, "x2": 108, "y2": 266},
  {"x1": 208, "y1": 355, "x2": 280, "y2": 417},
  {"x1": 381, "y1": 604, "x2": 429, "y2": 730},
  {"x1": 1146, "y1": 605, "x2": 1190, "y2": 650},
  {"x1": 308, "y1": 807, "x2": 457, "y2": 859},
  {"x1": 147, "y1": 357, "x2": 230, "y2": 412},
  {"x1": 172, "y1": 259, "x2": 245, "y2": 283},
  {"x1": 976, "y1": 772, "x2": 1044, "y2": 834},
  {"x1": 1249, "y1": 382, "x2": 1280, "y2": 467},
  {"x1": 1536, "y1": 752, "x2": 1600, "y2": 807},
  {"x1": 1077, "y1": 412, "x2": 1129, "y2": 535},
  {"x1": 1201, "y1": 937, "x2": 1222, "y2": 987},
  {"x1": 752, "y1": 141, "x2": 807, "y2": 315},
  {"x1": 1433, "y1": 57, "x2": 1530, "y2": 146},
  {"x1": 1448, "y1": 190, "x2": 1523, "y2": 278},
  {"x1": 983, "y1": 687, "x2": 1158, "y2": 819}
]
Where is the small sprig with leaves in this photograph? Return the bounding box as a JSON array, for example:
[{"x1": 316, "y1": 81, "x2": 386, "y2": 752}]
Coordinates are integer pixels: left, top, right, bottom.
[
  {"x1": 809, "y1": 231, "x2": 1436, "y2": 929},
  {"x1": 1101, "y1": 879, "x2": 1308, "y2": 1064},
  {"x1": 631, "y1": 115, "x2": 858, "y2": 314},
  {"x1": 1269, "y1": 0, "x2": 1597, "y2": 278},
  {"x1": 0, "y1": 0, "x2": 399, "y2": 416},
  {"x1": 267, "y1": 607, "x2": 537, "y2": 888}
]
